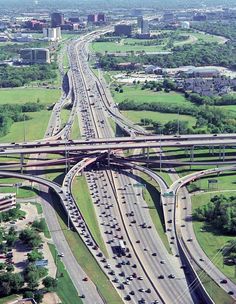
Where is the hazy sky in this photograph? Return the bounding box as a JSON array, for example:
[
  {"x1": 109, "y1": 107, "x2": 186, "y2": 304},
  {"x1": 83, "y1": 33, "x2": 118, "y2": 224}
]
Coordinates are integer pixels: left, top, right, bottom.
[{"x1": 0, "y1": 0, "x2": 234, "y2": 9}]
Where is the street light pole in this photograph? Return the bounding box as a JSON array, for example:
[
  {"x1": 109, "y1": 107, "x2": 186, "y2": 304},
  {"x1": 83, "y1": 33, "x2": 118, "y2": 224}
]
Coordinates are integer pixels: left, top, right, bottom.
[{"x1": 23, "y1": 113, "x2": 26, "y2": 142}]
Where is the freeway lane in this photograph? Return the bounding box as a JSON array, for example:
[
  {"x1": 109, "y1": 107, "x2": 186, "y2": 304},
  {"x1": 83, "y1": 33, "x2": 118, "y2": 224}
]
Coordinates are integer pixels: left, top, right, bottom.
[
  {"x1": 1, "y1": 133, "x2": 236, "y2": 149},
  {"x1": 1, "y1": 138, "x2": 236, "y2": 155}
]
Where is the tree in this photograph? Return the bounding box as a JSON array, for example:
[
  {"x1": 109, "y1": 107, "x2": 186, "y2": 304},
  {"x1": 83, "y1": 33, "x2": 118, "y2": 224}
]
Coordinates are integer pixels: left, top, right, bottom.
[
  {"x1": 42, "y1": 276, "x2": 57, "y2": 290},
  {"x1": 27, "y1": 250, "x2": 43, "y2": 262},
  {"x1": 34, "y1": 293, "x2": 43, "y2": 303},
  {"x1": 6, "y1": 264, "x2": 14, "y2": 272}
]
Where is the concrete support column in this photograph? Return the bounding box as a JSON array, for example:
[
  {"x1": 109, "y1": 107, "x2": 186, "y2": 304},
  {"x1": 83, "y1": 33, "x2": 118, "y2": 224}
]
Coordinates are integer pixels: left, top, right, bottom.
[
  {"x1": 108, "y1": 149, "x2": 111, "y2": 168},
  {"x1": 20, "y1": 154, "x2": 24, "y2": 174},
  {"x1": 223, "y1": 146, "x2": 225, "y2": 162}
]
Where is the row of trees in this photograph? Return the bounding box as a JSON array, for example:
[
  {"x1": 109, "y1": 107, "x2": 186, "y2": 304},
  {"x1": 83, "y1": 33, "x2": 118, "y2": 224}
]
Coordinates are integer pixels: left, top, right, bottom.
[
  {"x1": 186, "y1": 93, "x2": 236, "y2": 106},
  {"x1": 0, "y1": 64, "x2": 57, "y2": 88},
  {"x1": 193, "y1": 195, "x2": 236, "y2": 235},
  {"x1": 0, "y1": 102, "x2": 45, "y2": 138},
  {"x1": 98, "y1": 41, "x2": 236, "y2": 70},
  {"x1": 119, "y1": 99, "x2": 236, "y2": 133}
]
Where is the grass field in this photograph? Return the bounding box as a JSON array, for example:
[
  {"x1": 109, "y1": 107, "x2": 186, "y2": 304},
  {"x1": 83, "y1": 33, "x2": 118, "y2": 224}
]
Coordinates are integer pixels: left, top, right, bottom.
[
  {"x1": 0, "y1": 88, "x2": 60, "y2": 105},
  {"x1": 192, "y1": 191, "x2": 236, "y2": 284},
  {"x1": 0, "y1": 110, "x2": 51, "y2": 143},
  {"x1": 91, "y1": 31, "x2": 224, "y2": 53},
  {"x1": 72, "y1": 176, "x2": 108, "y2": 256},
  {"x1": 48, "y1": 243, "x2": 82, "y2": 304},
  {"x1": 197, "y1": 269, "x2": 235, "y2": 304},
  {"x1": 51, "y1": 192, "x2": 123, "y2": 304},
  {"x1": 113, "y1": 86, "x2": 189, "y2": 105},
  {"x1": 140, "y1": 172, "x2": 171, "y2": 254},
  {"x1": 0, "y1": 295, "x2": 17, "y2": 304},
  {"x1": 70, "y1": 117, "x2": 81, "y2": 139},
  {"x1": 121, "y1": 110, "x2": 196, "y2": 128},
  {"x1": 0, "y1": 177, "x2": 37, "y2": 198}
]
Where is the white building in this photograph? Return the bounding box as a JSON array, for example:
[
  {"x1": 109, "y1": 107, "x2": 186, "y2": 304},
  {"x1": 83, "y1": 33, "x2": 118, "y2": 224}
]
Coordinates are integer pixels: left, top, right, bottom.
[
  {"x1": 0, "y1": 193, "x2": 16, "y2": 213},
  {"x1": 180, "y1": 21, "x2": 190, "y2": 29},
  {"x1": 43, "y1": 27, "x2": 61, "y2": 42}
]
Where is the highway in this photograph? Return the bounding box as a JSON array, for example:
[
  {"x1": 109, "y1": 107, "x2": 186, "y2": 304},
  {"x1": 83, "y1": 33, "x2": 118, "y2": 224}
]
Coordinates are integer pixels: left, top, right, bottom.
[{"x1": 0, "y1": 25, "x2": 235, "y2": 304}]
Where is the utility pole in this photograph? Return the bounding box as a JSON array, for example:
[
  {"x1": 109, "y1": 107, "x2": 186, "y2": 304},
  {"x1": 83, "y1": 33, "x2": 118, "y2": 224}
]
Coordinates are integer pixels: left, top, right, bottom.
[{"x1": 23, "y1": 113, "x2": 26, "y2": 142}]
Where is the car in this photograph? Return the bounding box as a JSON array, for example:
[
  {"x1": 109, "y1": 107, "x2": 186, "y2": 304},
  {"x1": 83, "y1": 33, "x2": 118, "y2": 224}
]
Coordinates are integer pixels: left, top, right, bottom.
[
  {"x1": 58, "y1": 252, "x2": 64, "y2": 257},
  {"x1": 125, "y1": 295, "x2": 131, "y2": 301},
  {"x1": 139, "y1": 288, "x2": 145, "y2": 292},
  {"x1": 187, "y1": 238, "x2": 193, "y2": 242},
  {"x1": 220, "y1": 279, "x2": 228, "y2": 284},
  {"x1": 83, "y1": 277, "x2": 88, "y2": 281},
  {"x1": 152, "y1": 252, "x2": 157, "y2": 256},
  {"x1": 130, "y1": 291, "x2": 135, "y2": 295},
  {"x1": 228, "y1": 291, "x2": 234, "y2": 295},
  {"x1": 160, "y1": 260, "x2": 165, "y2": 264},
  {"x1": 80, "y1": 294, "x2": 85, "y2": 299},
  {"x1": 158, "y1": 275, "x2": 164, "y2": 279},
  {"x1": 138, "y1": 276, "x2": 143, "y2": 280},
  {"x1": 167, "y1": 219, "x2": 172, "y2": 224},
  {"x1": 168, "y1": 274, "x2": 175, "y2": 279},
  {"x1": 146, "y1": 288, "x2": 151, "y2": 293}
]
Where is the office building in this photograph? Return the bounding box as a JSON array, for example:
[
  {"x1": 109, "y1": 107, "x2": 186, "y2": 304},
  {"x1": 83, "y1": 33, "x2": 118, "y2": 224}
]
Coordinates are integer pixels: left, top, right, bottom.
[
  {"x1": 180, "y1": 21, "x2": 190, "y2": 29},
  {"x1": 163, "y1": 12, "x2": 175, "y2": 22},
  {"x1": 51, "y1": 12, "x2": 64, "y2": 27},
  {"x1": 114, "y1": 24, "x2": 132, "y2": 37},
  {"x1": 141, "y1": 19, "x2": 149, "y2": 34},
  {"x1": 43, "y1": 27, "x2": 61, "y2": 41},
  {"x1": 97, "y1": 13, "x2": 106, "y2": 22},
  {"x1": 20, "y1": 48, "x2": 50, "y2": 64},
  {"x1": 87, "y1": 14, "x2": 97, "y2": 23},
  {"x1": 193, "y1": 13, "x2": 207, "y2": 21},
  {"x1": 0, "y1": 193, "x2": 16, "y2": 213}
]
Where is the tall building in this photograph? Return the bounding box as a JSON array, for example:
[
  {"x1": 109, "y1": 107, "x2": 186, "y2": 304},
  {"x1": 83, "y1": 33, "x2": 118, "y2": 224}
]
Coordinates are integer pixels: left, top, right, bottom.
[
  {"x1": 20, "y1": 48, "x2": 50, "y2": 64},
  {"x1": 141, "y1": 19, "x2": 149, "y2": 34},
  {"x1": 97, "y1": 13, "x2": 106, "y2": 22},
  {"x1": 43, "y1": 27, "x2": 61, "y2": 41},
  {"x1": 137, "y1": 16, "x2": 143, "y2": 29},
  {"x1": 87, "y1": 14, "x2": 97, "y2": 23},
  {"x1": 193, "y1": 13, "x2": 207, "y2": 21},
  {"x1": 51, "y1": 12, "x2": 64, "y2": 28},
  {"x1": 114, "y1": 24, "x2": 132, "y2": 37}
]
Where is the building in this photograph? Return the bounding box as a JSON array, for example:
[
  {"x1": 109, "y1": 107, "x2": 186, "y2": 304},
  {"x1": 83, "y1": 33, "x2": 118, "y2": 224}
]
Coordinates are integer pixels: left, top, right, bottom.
[
  {"x1": 43, "y1": 27, "x2": 61, "y2": 41},
  {"x1": 163, "y1": 12, "x2": 175, "y2": 22},
  {"x1": 25, "y1": 19, "x2": 47, "y2": 30},
  {"x1": 114, "y1": 24, "x2": 132, "y2": 37},
  {"x1": 137, "y1": 16, "x2": 143, "y2": 28},
  {"x1": 11, "y1": 299, "x2": 36, "y2": 304},
  {"x1": 185, "y1": 67, "x2": 220, "y2": 78},
  {"x1": 87, "y1": 14, "x2": 97, "y2": 23},
  {"x1": 97, "y1": 13, "x2": 106, "y2": 23},
  {"x1": 13, "y1": 33, "x2": 33, "y2": 42},
  {"x1": 141, "y1": 19, "x2": 149, "y2": 35},
  {"x1": 0, "y1": 193, "x2": 16, "y2": 213},
  {"x1": 20, "y1": 48, "x2": 50, "y2": 64},
  {"x1": 51, "y1": 12, "x2": 64, "y2": 27},
  {"x1": 193, "y1": 13, "x2": 207, "y2": 21},
  {"x1": 180, "y1": 21, "x2": 190, "y2": 29}
]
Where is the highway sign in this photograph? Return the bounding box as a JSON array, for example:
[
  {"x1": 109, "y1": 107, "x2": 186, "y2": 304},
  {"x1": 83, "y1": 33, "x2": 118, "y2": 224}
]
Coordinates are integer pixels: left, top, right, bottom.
[
  {"x1": 163, "y1": 191, "x2": 174, "y2": 197},
  {"x1": 208, "y1": 179, "x2": 218, "y2": 183},
  {"x1": 133, "y1": 183, "x2": 146, "y2": 188}
]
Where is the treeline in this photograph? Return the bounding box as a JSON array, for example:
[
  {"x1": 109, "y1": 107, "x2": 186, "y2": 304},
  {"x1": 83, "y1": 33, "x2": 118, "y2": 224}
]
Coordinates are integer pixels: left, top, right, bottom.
[
  {"x1": 0, "y1": 103, "x2": 45, "y2": 137},
  {"x1": 0, "y1": 42, "x2": 49, "y2": 61},
  {"x1": 187, "y1": 93, "x2": 236, "y2": 106},
  {"x1": 98, "y1": 42, "x2": 236, "y2": 69},
  {"x1": 0, "y1": 64, "x2": 57, "y2": 88},
  {"x1": 193, "y1": 195, "x2": 236, "y2": 235},
  {"x1": 119, "y1": 99, "x2": 236, "y2": 133},
  {"x1": 191, "y1": 21, "x2": 236, "y2": 42}
]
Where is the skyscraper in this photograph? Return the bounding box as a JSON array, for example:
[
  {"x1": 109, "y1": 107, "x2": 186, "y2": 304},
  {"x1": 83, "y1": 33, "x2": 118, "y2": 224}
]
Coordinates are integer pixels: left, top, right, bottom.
[{"x1": 51, "y1": 12, "x2": 64, "y2": 28}]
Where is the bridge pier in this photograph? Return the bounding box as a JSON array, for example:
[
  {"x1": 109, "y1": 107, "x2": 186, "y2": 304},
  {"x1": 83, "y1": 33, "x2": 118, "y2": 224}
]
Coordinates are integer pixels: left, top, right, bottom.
[
  {"x1": 222, "y1": 145, "x2": 225, "y2": 162},
  {"x1": 108, "y1": 149, "x2": 111, "y2": 168},
  {"x1": 190, "y1": 146, "x2": 194, "y2": 169},
  {"x1": 146, "y1": 147, "x2": 150, "y2": 168},
  {"x1": 20, "y1": 153, "x2": 24, "y2": 174}
]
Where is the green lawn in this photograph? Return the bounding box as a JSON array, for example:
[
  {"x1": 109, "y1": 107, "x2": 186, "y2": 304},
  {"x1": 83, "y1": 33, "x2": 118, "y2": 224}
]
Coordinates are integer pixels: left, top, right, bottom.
[
  {"x1": 196, "y1": 269, "x2": 235, "y2": 304},
  {"x1": 219, "y1": 105, "x2": 236, "y2": 118},
  {"x1": 192, "y1": 191, "x2": 236, "y2": 284},
  {"x1": 0, "y1": 110, "x2": 51, "y2": 143},
  {"x1": 113, "y1": 86, "x2": 189, "y2": 105},
  {"x1": 51, "y1": 192, "x2": 123, "y2": 304},
  {"x1": 48, "y1": 243, "x2": 82, "y2": 304},
  {"x1": 70, "y1": 118, "x2": 81, "y2": 140},
  {"x1": 140, "y1": 172, "x2": 171, "y2": 254},
  {"x1": 121, "y1": 110, "x2": 196, "y2": 128},
  {"x1": 72, "y1": 176, "x2": 108, "y2": 256},
  {"x1": 0, "y1": 177, "x2": 37, "y2": 198},
  {"x1": 91, "y1": 31, "x2": 224, "y2": 54},
  {"x1": 0, "y1": 295, "x2": 18, "y2": 304},
  {"x1": 61, "y1": 109, "x2": 71, "y2": 128},
  {"x1": 0, "y1": 88, "x2": 60, "y2": 105}
]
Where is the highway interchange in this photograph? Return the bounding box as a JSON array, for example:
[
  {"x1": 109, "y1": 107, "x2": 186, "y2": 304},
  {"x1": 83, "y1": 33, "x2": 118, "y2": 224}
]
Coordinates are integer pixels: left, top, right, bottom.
[{"x1": 0, "y1": 28, "x2": 236, "y2": 304}]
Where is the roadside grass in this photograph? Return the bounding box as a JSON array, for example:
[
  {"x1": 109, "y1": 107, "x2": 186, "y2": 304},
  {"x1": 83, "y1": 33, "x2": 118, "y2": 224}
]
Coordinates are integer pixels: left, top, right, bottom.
[
  {"x1": 0, "y1": 295, "x2": 18, "y2": 304},
  {"x1": 29, "y1": 201, "x2": 43, "y2": 214},
  {"x1": 121, "y1": 110, "x2": 196, "y2": 129},
  {"x1": 72, "y1": 176, "x2": 108, "y2": 257},
  {"x1": 139, "y1": 172, "x2": 172, "y2": 254},
  {"x1": 0, "y1": 88, "x2": 60, "y2": 105},
  {"x1": 154, "y1": 169, "x2": 173, "y2": 187},
  {"x1": 192, "y1": 192, "x2": 236, "y2": 284},
  {"x1": 51, "y1": 192, "x2": 123, "y2": 304},
  {"x1": 113, "y1": 86, "x2": 189, "y2": 105},
  {"x1": 61, "y1": 109, "x2": 71, "y2": 127},
  {"x1": 41, "y1": 218, "x2": 51, "y2": 238},
  {"x1": 70, "y1": 117, "x2": 81, "y2": 139},
  {"x1": 0, "y1": 110, "x2": 51, "y2": 143},
  {"x1": 196, "y1": 269, "x2": 235, "y2": 304},
  {"x1": 48, "y1": 243, "x2": 82, "y2": 304}
]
